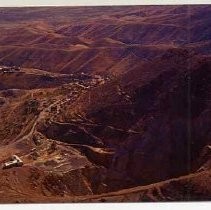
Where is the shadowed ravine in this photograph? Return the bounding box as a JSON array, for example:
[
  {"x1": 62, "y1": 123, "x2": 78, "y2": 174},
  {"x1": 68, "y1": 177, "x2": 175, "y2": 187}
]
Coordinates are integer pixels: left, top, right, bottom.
[{"x1": 0, "y1": 5, "x2": 210, "y2": 203}]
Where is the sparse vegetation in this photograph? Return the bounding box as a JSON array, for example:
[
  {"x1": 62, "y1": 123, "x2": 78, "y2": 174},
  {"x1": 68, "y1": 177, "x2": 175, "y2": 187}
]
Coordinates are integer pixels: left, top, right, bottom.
[{"x1": 0, "y1": 5, "x2": 210, "y2": 203}]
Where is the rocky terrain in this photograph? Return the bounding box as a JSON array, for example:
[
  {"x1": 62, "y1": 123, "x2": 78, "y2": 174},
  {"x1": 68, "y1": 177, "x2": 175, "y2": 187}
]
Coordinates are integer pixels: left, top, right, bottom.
[{"x1": 0, "y1": 5, "x2": 210, "y2": 203}]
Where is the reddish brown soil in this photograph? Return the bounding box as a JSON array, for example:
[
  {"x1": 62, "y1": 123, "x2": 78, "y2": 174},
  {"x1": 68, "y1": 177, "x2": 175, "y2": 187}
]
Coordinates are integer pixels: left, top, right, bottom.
[{"x1": 0, "y1": 5, "x2": 210, "y2": 203}]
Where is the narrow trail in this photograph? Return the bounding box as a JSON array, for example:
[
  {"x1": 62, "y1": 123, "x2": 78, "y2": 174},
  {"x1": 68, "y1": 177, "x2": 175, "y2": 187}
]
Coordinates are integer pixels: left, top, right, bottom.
[
  {"x1": 50, "y1": 119, "x2": 143, "y2": 135},
  {"x1": 22, "y1": 98, "x2": 71, "y2": 141},
  {"x1": 11, "y1": 97, "x2": 68, "y2": 144},
  {"x1": 56, "y1": 141, "x2": 115, "y2": 154},
  {"x1": 0, "y1": 97, "x2": 72, "y2": 161},
  {"x1": 9, "y1": 77, "x2": 97, "y2": 146},
  {"x1": 76, "y1": 170, "x2": 211, "y2": 202},
  {"x1": 3, "y1": 75, "x2": 111, "y2": 164}
]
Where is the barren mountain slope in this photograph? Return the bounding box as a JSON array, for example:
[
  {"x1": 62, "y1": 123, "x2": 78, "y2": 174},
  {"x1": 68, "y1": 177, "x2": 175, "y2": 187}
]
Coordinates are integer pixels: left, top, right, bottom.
[
  {"x1": 0, "y1": 5, "x2": 211, "y2": 73},
  {"x1": 0, "y1": 5, "x2": 210, "y2": 203}
]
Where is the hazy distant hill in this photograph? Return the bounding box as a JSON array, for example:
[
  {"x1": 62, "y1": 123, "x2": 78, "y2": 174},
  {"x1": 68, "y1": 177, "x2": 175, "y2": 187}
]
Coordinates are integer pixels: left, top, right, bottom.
[{"x1": 0, "y1": 5, "x2": 210, "y2": 203}]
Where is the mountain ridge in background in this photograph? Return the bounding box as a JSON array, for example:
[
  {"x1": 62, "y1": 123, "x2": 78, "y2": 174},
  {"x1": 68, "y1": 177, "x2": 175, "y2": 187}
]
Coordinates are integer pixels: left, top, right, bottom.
[{"x1": 0, "y1": 5, "x2": 210, "y2": 202}]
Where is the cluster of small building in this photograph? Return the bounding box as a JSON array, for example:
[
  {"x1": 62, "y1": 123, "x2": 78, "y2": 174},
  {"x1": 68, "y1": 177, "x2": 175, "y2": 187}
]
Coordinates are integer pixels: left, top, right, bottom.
[
  {"x1": 2, "y1": 155, "x2": 23, "y2": 169},
  {"x1": 0, "y1": 65, "x2": 21, "y2": 73}
]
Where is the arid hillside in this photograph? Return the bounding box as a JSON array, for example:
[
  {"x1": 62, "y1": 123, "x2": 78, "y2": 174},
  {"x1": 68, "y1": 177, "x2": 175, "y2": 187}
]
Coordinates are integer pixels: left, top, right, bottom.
[
  {"x1": 0, "y1": 5, "x2": 210, "y2": 203},
  {"x1": 0, "y1": 5, "x2": 211, "y2": 74}
]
